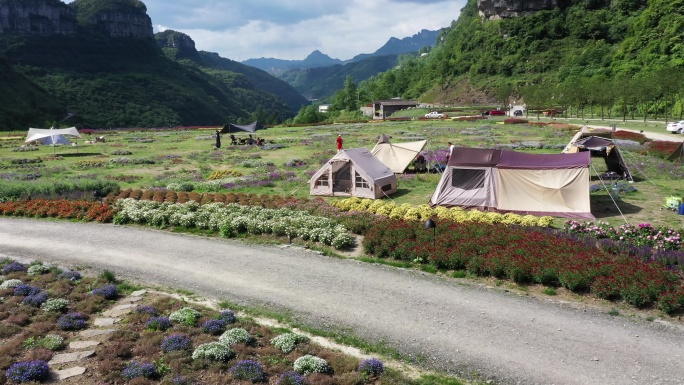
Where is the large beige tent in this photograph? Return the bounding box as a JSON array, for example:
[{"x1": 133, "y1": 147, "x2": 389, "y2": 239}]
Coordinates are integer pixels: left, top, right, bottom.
[
  {"x1": 371, "y1": 134, "x2": 427, "y2": 173},
  {"x1": 25, "y1": 127, "x2": 81, "y2": 145},
  {"x1": 310, "y1": 148, "x2": 397, "y2": 199},
  {"x1": 430, "y1": 147, "x2": 593, "y2": 219}
]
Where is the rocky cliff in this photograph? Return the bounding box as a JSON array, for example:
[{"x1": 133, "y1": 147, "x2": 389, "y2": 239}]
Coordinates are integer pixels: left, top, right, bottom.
[
  {"x1": 0, "y1": 0, "x2": 153, "y2": 39},
  {"x1": 0, "y1": 0, "x2": 77, "y2": 36},
  {"x1": 477, "y1": 0, "x2": 559, "y2": 20},
  {"x1": 88, "y1": 9, "x2": 152, "y2": 38},
  {"x1": 156, "y1": 29, "x2": 196, "y2": 51}
]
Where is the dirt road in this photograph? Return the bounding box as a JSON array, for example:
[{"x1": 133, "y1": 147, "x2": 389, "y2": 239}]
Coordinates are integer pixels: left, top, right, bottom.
[{"x1": 1, "y1": 218, "x2": 683, "y2": 385}]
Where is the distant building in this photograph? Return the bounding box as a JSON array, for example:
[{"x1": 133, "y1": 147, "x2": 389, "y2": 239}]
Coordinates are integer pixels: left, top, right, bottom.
[
  {"x1": 318, "y1": 104, "x2": 330, "y2": 113},
  {"x1": 372, "y1": 99, "x2": 419, "y2": 120}
]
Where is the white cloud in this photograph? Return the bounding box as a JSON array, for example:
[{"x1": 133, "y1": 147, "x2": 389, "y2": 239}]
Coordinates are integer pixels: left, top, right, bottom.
[{"x1": 66, "y1": 0, "x2": 465, "y2": 61}]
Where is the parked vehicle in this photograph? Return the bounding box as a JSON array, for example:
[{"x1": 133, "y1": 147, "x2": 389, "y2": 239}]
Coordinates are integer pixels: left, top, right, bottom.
[
  {"x1": 513, "y1": 110, "x2": 524, "y2": 117},
  {"x1": 425, "y1": 111, "x2": 446, "y2": 119},
  {"x1": 489, "y1": 110, "x2": 506, "y2": 116},
  {"x1": 666, "y1": 120, "x2": 684, "y2": 133}
]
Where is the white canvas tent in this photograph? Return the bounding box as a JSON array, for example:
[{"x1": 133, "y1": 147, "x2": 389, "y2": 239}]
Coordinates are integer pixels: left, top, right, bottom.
[
  {"x1": 430, "y1": 147, "x2": 593, "y2": 219},
  {"x1": 370, "y1": 134, "x2": 427, "y2": 173},
  {"x1": 25, "y1": 127, "x2": 81, "y2": 145},
  {"x1": 310, "y1": 148, "x2": 397, "y2": 199}
]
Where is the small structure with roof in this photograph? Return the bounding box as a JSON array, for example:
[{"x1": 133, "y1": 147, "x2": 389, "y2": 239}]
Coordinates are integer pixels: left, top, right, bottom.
[
  {"x1": 310, "y1": 148, "x2": 397, "y2": 199},
  {"x1": 372, "y1": 99, "x2": 419, "y2": 120}
]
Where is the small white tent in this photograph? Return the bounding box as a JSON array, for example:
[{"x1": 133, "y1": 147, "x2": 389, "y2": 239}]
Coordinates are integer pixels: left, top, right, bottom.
[
  {"x1": 25, "y1": 127, "x2": 81, "y2": 145},
  {"x1": 371, "y1": 134, "x2": 427, "y2": 173},
  {"x1": 310, "y1": 148, "x2": 397, "y2": 199}
]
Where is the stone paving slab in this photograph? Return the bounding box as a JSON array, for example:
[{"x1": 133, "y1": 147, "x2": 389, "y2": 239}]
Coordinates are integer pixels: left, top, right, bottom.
[
  {"x1": 131, "y1": 289, "x2": 147, "y2": 296},
  {"x1": 79, "y1": 329, "x2": 115, "y2": 338},
  {"x1": 49, "y1": 350, "x2": 95, "y2": 366},
  {"x1": 69, "y1": 340, "x2": 100, "y2": 350},
  {"x1": 102, "y1": 304, "x2": 136, "y2": 317},
  {"x1": 119, "y1": 296, "x2": 143, "y2": 303},
  {"x1": 53, "y1": 366, "x2": 87, "y2": 380},
  {"x1": 93, "y1": 317, "x2": 119, "y2": 326}
]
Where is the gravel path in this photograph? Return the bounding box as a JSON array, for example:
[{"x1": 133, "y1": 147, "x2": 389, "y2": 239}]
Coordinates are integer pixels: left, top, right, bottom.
[{"x1": 1, "y1": 218, "x2": 683, "y2": 385}]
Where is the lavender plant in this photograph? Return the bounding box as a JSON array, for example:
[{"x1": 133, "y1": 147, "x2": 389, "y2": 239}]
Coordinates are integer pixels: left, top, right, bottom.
[
  {"x1": 230, "y1": 360, "x2": 267, "y2": 382},
  {"x1": 59, "y1": 271, "x2": 82, "y2": 281},
  {"x1": 218, "y1": 309, "x2": 237, "y2": 324},
  {"x1": 122, "y1": 361, "x2": 158, "y2": 380},
  {"x1": 2, "y1": 261, "x2": 26, "y2": 274},
  {"x1": 201, "y1": 319, "x2": 227, "y2": 335},
  {"x1": 277, "y1": 371, "x2": 307, "y2": 385},
  {"x1": 358, "y1": 358, "x2": 385, "y2": 377},
  {"x1": 90, "y1": 284, "x2": 118, "y2": 299},
  {"x1": 146, "y1": 316, "x2": 172, "y2": 331},
  {"x1": 22, "y1": 291, "x2": 49, "y2": 307},
  {"x1": 161, "y1": 334, "x2": 192, "y2": 353},
  {"x1": 5, "y1": 360, "x2": 50, "y2": 383},
  {"x1": 13, "y1": 284, "x2": 41, "y2": 297},
  {"x1": 57, "y1": 313, "x2": 88, "y2": 331}
]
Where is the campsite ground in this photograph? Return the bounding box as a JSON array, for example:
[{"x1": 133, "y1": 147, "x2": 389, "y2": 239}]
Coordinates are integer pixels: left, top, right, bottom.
[{"x1": 2, "y1": 113, "x2": 682, "y2": 229}]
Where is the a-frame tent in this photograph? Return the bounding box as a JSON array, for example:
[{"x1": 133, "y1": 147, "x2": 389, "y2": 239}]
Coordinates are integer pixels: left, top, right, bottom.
[
  {"x1": 562, "y1": 131, "x2": 632, "y2": 181},
  {"x1": 370, "y1": 134, "x2": 427, "y2": 173},
  {"x1": 310, "y1": 148, "x2": 397, "y2": 199},
  {"x1": 667, "y1": 141, "x2": 684, "y2": 162},
  {"x1": 430, "y1": 147, "x2": 593, "y2": 219}
]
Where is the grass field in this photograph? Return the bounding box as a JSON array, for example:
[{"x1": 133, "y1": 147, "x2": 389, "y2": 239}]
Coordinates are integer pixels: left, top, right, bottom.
[{"x1": 0, "y1": 113, "x2": 682, "y2": 230}]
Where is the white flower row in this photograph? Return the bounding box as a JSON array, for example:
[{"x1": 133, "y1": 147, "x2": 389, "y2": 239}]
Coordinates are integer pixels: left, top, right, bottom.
[{"x1": 114, "y1": 199, "x2": 354, "y2": 249}]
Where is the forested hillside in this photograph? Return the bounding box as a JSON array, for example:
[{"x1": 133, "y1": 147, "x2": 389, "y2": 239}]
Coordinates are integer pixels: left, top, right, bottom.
[
  {"x1": 279, "y1": 54, "x2": 401, "y2": 100},
  {"x1": 357, "y1": 0, "x2": 684, "y2": 118}
]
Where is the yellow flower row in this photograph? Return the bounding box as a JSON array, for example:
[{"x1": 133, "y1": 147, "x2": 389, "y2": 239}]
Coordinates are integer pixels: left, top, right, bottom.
[
  {"x1": 330, "y1": 198, "x2": 554, "y2": 228},
  {"x1": 208, "y1": 170, "x2": 243, "y2": 180}
]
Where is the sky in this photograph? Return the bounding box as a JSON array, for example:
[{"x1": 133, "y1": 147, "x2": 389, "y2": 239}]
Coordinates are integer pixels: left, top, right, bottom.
[{"x1": 65, "y1": 0, "x2": 466, "y2": 62}]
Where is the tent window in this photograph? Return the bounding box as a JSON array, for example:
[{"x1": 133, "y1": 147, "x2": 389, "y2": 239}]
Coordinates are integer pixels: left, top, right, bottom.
[
  {"x1": 355, "y1": 172, "x2": 369, "y2": 188},
  {"x1": 382, "y1": 184, "x2": 393, "y2": 192},
  {"x1": 316, "y1": 175, "x2": 329, "y2": 187},
  {"x1": 452, "y1": 168, "x2": 485, "y2": 190}
]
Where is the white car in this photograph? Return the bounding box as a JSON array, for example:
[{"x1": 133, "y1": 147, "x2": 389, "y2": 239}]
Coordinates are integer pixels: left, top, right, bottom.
[
  {"x1": 666, "y1": 120, "x2": 684, "y2": 133},
  {"x1": 424, "y1": 111, "x2": 445, "y2": 119}
]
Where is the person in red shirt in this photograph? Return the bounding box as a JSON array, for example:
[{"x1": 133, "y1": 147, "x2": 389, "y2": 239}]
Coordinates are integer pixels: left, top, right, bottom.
[{"x1": 336, "y1": 134, "x2": 343, "y2": 151}]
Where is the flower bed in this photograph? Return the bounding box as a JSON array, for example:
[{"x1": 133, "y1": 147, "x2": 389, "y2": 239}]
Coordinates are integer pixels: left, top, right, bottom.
[
  {"x1": 113, "y1": 199, "x2": 355, "y2": 249},
  {"x1": 362, "y1": 219, "x2": 684, "y2": 313},
  {"x1": 0, "y1": 199, "x2": 114, "y2": 222},
  {"x1": 330, "y1": 197, "x2": 553, "y2": 228}
]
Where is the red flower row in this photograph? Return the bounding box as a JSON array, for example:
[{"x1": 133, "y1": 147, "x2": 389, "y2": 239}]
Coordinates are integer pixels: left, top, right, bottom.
[{"x1": 0, "y1": 200, "x2": 114, "y2": 223}]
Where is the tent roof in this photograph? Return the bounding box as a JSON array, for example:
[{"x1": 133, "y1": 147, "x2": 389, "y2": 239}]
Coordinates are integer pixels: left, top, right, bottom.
[
  {"x1": 220, "y1": 121, "x2": 266, "y2": 134},
  {"x1": 312, "y1": 148, "x2": 394, "y2": 182},
  {"x1": 448, "y1": 147, "x2": 501, "y2": 167},
  {"x1": 448, "y1": 147, "x2": 590, "y2": 169},
  {"x1": 25, "y1": 127, "x2": 81, "y2": 143},
  {"x1": 371, "y1": 134, "x2": 427, "y2": 173},
  {"x1": 498, "y1": 151, "x2": 590, "y2": 169}
]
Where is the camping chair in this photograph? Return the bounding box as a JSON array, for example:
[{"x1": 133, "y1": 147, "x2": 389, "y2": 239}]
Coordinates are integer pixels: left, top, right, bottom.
[{"x1": 664, "y1": 196, "x2": 682, "y2": 211}]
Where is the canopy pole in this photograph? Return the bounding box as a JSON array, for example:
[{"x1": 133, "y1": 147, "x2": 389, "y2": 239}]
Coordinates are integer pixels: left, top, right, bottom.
[{"x1": 591, "y1": 163, "x2": 629, "y2": 225}]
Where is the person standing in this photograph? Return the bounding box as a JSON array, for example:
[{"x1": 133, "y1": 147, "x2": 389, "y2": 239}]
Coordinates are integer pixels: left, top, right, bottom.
[
  {"x1": 336, "y1": 134, "x2": 343, "y2": 151},
  {"x1": 446, "y1": 141, "x2": 455, "y2": 161},
  {"x1": 215, "y1": 130, "x2": 221, "y2": 149}
]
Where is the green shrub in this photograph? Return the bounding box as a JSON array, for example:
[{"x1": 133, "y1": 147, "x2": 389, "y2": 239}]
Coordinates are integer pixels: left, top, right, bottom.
[
  {"x1": 271, "y1": 333, "x2": 308, "y2": 353},
  {"x1": 293, "y1": 355, "x2": 329, "y2": 375},
  {"x1": 191, "y1": 342, "x2": 233, "y2": 361},
  {"x1": 169, "y1": 307, "x2": 201, "y2": 326},
  {"x1": 41, "y1": 298, "x2": 69, "y2": 313},
  {"x1": 218, "y1": 328, "x2": 252, "y2": 346}
]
